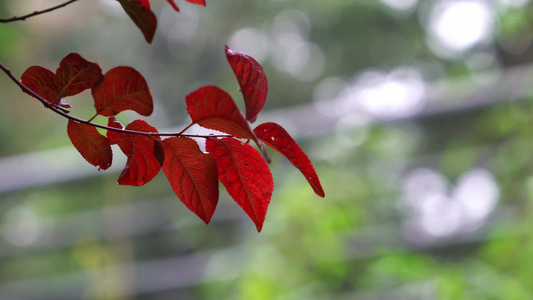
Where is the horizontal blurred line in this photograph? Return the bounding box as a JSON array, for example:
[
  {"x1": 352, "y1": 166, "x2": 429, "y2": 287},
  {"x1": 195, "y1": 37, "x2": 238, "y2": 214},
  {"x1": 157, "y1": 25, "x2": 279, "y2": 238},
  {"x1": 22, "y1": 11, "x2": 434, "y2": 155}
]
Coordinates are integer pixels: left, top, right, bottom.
[
  {"x1": 0, "y1": 247, "x2": 242, "y2": 300},
  {"x1": 0, "y1": 198, "x2": 246, "y2": 259}
]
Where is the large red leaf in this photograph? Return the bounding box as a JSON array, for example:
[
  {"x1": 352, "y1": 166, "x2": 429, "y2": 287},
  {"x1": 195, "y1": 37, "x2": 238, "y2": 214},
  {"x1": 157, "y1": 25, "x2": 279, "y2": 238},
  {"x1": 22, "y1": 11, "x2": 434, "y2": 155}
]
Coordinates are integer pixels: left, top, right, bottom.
[
  {"x1": 162, "y1": 137, "x2": 219, "y2": 223},
  {"x1": 67, "y1": 120, "x2": 112, "y2": 171},
  {"x1": 206, "y1": 138, "x2": 273, "y2": 232},
  {"x1": 56, "y1": 53, "x2": 102, "y2": 98},
  {"x1": 108, "y1": 119, "x2": 161, "y2": 186},
  {"x1": 20, "y1": 66, "x2": 59, "y2": 105},
  {"x1": 225, "y1": 45, "x2": 268, "y2": 123},
  {"x1": 185, "y1": 85, "x2": 256, "y2": 140},
  {"x1": 117, "y1": 0, "x2": 157, "y2": 43},
  {"x1": 92, "y1": 66, "x2": 153, "y2": 117},
  {"x1": 254, "y1": 122, "x2": 325, "y2": 197}
]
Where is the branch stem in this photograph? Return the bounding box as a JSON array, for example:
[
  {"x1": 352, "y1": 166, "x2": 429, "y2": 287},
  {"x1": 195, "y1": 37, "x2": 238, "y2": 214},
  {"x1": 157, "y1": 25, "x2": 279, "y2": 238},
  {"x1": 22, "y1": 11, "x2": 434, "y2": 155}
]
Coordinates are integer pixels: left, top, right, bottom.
[
  {"x1": 0, "y1": 0, "x2": 80, "y2": 23},
  {"x1": 0, "y1": 0, "x2": 81, "y2": 23},
  {"x1": 0, "y1": 61, "x2": 231, "y2": 140},
  {"x1": 178, "y1": 122, "x2": 194, "y2": 135}
]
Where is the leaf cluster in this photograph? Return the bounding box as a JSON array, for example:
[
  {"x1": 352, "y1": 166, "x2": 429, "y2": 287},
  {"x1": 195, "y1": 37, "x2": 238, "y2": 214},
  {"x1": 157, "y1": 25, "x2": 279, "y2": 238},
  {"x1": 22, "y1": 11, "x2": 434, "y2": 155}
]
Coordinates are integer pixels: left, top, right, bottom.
[
  {"x1": 0, "y1": 0, "x2": 325, "y2": 232},
  {"x1": 17, "y1": 47, "x2": 324, "y2": 231}
]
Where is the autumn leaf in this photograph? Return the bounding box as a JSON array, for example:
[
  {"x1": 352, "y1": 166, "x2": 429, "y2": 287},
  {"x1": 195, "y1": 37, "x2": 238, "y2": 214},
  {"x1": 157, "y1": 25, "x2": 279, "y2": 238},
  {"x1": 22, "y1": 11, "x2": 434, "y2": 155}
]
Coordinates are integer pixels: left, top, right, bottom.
[
  {"x1": 254, "y1": 122, "x2": 324, "y2": 197},
  {"x1": 67, "y1": 120, "x2": 112, "y2": 171},
  {"x1": 163, "y1": 137, "x2": 219, "y2": 223},
  {"x1": 225, "y1": 45, "x2": 268, "y2": 123},
  {"x1": 108, "y1": 119, "x2": 161, "y2": 186},
  {"x1": 20, "y1": 66, "x2": 60, "y2": 105},
  {"x1": 206, "y1": 137, "x2": 273, "y2": 232},
  {"x1": 56, "y1": 53, "x2": 102, "y2": 98},
  {"x1": 21, "y1": 54, "x2": 102, "y2": 108},
  {"x1": 185, "y1": 85, "x2": 258, "y2": 140},
  {"x1": 92, "y1": 66, "x2": 153, "y2": 117},
  {"x1": 117, "y1": 0, "x2": 157, "y2": 43}
]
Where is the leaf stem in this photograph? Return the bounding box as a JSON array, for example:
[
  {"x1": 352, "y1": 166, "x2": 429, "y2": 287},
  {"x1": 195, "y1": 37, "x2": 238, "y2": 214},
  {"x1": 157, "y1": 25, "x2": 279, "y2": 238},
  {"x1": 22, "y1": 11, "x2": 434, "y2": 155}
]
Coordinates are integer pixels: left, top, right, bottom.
[
  {"x1": 87, "y1": 113, "x2": 98, "y2": 123},
  {"x1": 0, "y1": 0, "x2": 81, "y2": 23},
  {"x1": 0, "y1": 61, "x2": 231, "y2": 140},
  {"x1": 178, "y1": 122, "x2": 194, "y2": 135}
]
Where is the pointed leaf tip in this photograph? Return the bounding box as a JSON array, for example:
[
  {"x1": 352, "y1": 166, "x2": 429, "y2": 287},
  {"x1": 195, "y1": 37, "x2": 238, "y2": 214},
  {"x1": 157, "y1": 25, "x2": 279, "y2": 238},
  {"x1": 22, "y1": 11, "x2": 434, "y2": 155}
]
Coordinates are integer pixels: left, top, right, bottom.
[
  {"x1": 206, "y1": 138, "x2": 273, "y2": 231},
  {"x1": 254, "y1": 122, "x2": 324, "y2": 197},
  {"x1": 67, "y1": 120, "x2": 112, "y2": 171},
  {"x1": 225, "y1": 45, "x2": 268, "y2": 123},
  {"x1": 107, "y1": 120, "x2": 162, "y2": 186},
  {"x1": 118, "y1": 0, "x2": 157, "y2": 43},
  {"x1": 163, "y1": 137, "x2": 219, "y2": 223}
]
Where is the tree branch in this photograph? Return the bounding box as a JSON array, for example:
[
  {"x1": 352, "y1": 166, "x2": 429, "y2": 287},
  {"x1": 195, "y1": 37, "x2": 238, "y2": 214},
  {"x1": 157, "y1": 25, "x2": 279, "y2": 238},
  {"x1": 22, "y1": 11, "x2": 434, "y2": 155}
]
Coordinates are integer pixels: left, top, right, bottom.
[
  {"x1": 0, "y1": 61, "x2": 231, "y2": 139},
  {"x1": 0, "y1": 0, "x2": 80, "y2": 23}
]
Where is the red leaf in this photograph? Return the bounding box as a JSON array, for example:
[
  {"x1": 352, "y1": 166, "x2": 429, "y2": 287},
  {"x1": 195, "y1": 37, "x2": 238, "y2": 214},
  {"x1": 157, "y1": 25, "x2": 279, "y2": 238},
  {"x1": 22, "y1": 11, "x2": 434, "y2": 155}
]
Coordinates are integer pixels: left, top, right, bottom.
[
  {"x1": 162, "y1": 137, "x2": 219, "y2": 223},
  {"x1": 92, "y1": 66, "x2": 153, "y2": 117},
  {"x1": 185, "y1": 0, "x2": 206, "y2": 6},
  {"x1": 206, "y1": 138, "x2": 273, "y2": 232},
  {"x1": 20, "y1": 66, "x2": 59, "y2": 105},
  {"x1": 225, "y1": 45, "x2": 268, "y2": 123},
  {"x1": 56, "y1": 53, "x2": 103, "y2": 98},
  {"x1": 185, "y1": 85, "x2": 256, "y2": 140},
  {"x1": 254, "y1": 122, "x2": 325, "y2": 197},
  {"x1": 67, "y1": 120, "x2": 112, "y2": 171},
  {"x1": 108, "y1": 120, "x2": 161, "y2": 186},
  {"x1": 117, "y1": 0, "x2": 157, "y2": 43}
]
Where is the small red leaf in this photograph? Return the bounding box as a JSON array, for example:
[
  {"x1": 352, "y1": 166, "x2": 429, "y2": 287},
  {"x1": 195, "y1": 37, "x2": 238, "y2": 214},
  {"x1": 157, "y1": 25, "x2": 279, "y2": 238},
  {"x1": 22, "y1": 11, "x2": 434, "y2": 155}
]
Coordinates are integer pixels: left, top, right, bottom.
[
  {"x1": 254, "y1": 122, "x2": 324, "y2": 197},
  {"x1": 225, "y1": 45, "x2": 268, "y2": 123},
  {"x1": 67, "y1": 120, "x2": 112, "y2": 170},
  {"x1": 20, "y1": 66, "x2": 59, "y2": 105},
  {"x1": 163, "y1": 137, "x2": 219, "y2": 223},
  {"x1": 108, "y1": 120, "x2": 161, "y2": 186},
  {"x1": 186, "y1": 0, "x2": 206, "y2": 6},
  {"x1": 186, "y1": 85, "x2": 256, "y2": 140},
  {"x1": 92, "y1": 66, "x2": 153, "y2": 117},
  {"x1": 56, "y1": 53, "x2": 103, "y2": 98},
  {"x1": 117, "y1": 0, "x2": 157, "y2": 43},
  {"x1": 206, "y1": 138, "x2": 273, "y2": 232}
]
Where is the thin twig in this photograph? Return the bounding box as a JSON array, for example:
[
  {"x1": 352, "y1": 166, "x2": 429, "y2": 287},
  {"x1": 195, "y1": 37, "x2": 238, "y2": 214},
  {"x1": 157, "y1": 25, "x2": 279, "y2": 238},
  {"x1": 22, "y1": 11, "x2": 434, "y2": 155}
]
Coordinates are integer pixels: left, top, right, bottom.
[
  {"x1": 0, "y1": 61, "x2": 230, "y2": 139},
  {"x1": 0, "y1": 0, "x2": 80, "y2": 23}
]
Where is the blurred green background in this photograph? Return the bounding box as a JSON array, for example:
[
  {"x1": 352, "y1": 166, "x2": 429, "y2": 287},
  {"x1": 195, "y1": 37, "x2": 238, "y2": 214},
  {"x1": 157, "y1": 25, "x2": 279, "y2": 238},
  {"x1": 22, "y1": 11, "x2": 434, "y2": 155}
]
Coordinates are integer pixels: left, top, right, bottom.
[{"x1": 2, "y1": 0, "x2": 533, "y2": 299}]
